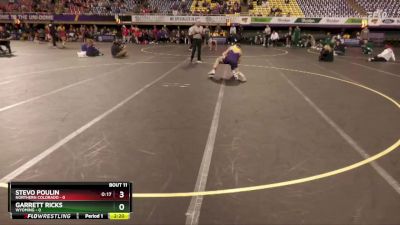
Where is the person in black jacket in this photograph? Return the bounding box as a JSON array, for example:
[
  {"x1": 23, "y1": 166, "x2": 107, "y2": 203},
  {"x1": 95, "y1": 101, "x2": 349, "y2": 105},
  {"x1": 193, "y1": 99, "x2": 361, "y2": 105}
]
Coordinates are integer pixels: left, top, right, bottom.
[{"x1": 48, "y1": 23, "x2": 57, "y2": 47}]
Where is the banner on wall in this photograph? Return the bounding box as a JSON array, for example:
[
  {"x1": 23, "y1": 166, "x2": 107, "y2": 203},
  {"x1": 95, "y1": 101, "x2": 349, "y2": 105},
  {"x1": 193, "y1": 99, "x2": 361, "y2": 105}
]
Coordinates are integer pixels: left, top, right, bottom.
[
  {"x1": 250, "y1": 16, "x2": 400, "y2": 26},
  {"x1": 294, "y1": 17, "x2": 322, "y2": 23},
  {"x1": 131, "y1": 15, "x2": 251, "y2": 25},
  {"x1": 344, "y1": 18, "x2": 363, "y2": 24},
  {"x1": 0, "y1": 13, "x2": 131, "y2": 23},
  {"x1": 0, "y1": 13, "x2": 399, "y2": 27},
  {"x1": 319, "y1": 17, "x2": 346, "y2": 24},
  {"x1": 0, "y1": 13, "x2": 54, "y2": 21}
]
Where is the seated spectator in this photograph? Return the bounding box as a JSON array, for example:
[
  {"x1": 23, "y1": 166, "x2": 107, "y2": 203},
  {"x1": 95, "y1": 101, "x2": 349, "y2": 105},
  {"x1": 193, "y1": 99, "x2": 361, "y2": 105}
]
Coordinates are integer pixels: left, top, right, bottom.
[
  {"x1": 368, "y1": 44, "x2": 396, "y2": 62},
  {"x1": 111, "y1": 40, "x2": 128, "y2": 58},
  {"x1": 86, "y1": 39, "x2": 103, "y2": 57},
  {"x1": 271, "y1": 5, "x2": 277, "y2": 15},
  {"x1": 77, "y1": 39, "x2": 89, "y2": 57},
  {"x1": 81, "y1": 40, "x2": 89, "y2": 52},
  {"x1": 270, "y1": 31, "x2": 279, "y2": 46}
]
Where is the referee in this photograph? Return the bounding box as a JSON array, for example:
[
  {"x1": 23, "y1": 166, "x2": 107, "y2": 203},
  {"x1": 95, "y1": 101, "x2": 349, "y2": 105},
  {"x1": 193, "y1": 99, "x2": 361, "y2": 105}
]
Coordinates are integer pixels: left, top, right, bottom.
[{"x1": 189, "y1": 20, "x2": 204, "y2": 63}]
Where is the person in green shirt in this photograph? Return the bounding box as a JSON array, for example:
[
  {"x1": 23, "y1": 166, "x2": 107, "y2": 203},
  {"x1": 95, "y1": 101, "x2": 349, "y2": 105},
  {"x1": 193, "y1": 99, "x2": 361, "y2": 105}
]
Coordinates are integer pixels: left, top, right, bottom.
[
  {"x1": 293, "y1": 26, "x2": 301, "y2": 47},
  {"x1": 362, "y1": 40, "x2": 373, "y2": 55}
]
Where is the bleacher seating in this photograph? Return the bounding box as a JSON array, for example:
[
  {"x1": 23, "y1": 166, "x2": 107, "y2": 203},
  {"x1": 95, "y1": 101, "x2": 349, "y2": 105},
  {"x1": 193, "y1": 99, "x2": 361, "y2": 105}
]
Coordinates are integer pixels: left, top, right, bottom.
[
  {"x1": 249, "y1": 0, "x2": 303, "y2": 16},
  {"x1": 191, "y1": 0, "x2": 241, "y2": 14},
  {"x1": 355, "y1": 0, "x2": 400, "y2": 18},
  {"x1": 272, "y1": 0, "x2": 303, "y2": 16},
  {"x1": 150, "y1": 0, "x2": 192, "y2": 13},
  {"x1": 296, "y1": 0, "x2": 359, "y2": 17},
  {"x1": 248, "y1": 0, "x2": 270, "y2": 16},
  {"x1": 1, "y1": 0, "x2": 399, "y2": 18},
  {"x1": 0, "y1": 0, "x2": 192, "y2": 14}
]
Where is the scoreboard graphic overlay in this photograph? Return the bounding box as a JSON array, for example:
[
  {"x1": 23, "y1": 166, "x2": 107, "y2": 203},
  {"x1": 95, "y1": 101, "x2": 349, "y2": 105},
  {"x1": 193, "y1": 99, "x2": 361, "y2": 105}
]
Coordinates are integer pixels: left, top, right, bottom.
[{"x1": 8, "y1": 182, "x2": 132, "y2": 220}]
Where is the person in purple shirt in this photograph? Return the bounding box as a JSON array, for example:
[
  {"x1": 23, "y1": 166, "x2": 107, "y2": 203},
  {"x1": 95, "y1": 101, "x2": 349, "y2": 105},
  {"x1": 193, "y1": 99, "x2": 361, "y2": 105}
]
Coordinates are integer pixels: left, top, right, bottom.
[{"x1": 208, "y1": 43, "x2": 246, "y2": 82}]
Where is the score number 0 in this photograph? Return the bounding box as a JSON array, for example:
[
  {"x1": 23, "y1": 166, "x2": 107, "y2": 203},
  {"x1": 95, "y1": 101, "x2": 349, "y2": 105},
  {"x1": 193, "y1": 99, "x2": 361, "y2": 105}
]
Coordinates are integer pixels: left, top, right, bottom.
[{"x1": 118, "y1": 191, "x2": 125, "y2": 211}]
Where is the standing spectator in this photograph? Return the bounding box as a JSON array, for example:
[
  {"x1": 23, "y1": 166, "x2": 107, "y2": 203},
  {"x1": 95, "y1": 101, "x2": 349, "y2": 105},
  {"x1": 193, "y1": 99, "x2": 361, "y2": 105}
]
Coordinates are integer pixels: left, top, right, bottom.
[
  {"x1": 189, "y1": 20, "x2": 204, "y2": 63},
  {"x1": 80, "y1": 25, "x2": 87, "y2": 42},
  {"x1": 293, "y1": 26, "x2": 301, "y2": 47},
  {"x1": 45, "y1": 25, "x2": 50, "y2": 42},
  {"x1": 229, "y1": 25, "x2": 237, "y2": 44},
  {"x1": 263, "y1": 25, "x2": 271, "y2": 47},
  {"x1": 188, "y1": 24, "x2": 194, "y2": 51},
  {"x1": 131, "y1": 26, "x2": 138, "y2": 44},
  {"x1": 360, "y1": 26, "x2": 369, "y2": 45},
  {"x1": 121, "y1": 25, "x2": 129, "y2": 43},
  {"x1": 152, "y1": 26, "x2": 158, "y2": 43},
  {"x1": 204, "y1": 25, "x2": 210, "y2": 45},
  {"x1": 183, "y1": 30, "x2": 189, "y2": 45},
  {"x1": 49, "y1": 23, "x2": 57, "y2": 48},
  {"x1": 286, "y1": 26, "x2": 292, "y2": 47},
  {"x1": 58, "y1": 25, "x2": 67, "y2": 48}
]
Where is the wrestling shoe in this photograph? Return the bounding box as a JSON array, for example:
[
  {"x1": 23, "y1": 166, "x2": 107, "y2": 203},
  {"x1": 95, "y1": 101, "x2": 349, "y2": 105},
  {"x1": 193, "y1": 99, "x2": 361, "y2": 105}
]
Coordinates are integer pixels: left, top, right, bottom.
[
  {"x1": 237, "y1": 72, "x2": 247, "y2": 82},
  {"x1": 208, "y1": 69, "x2": 216, "y2": 75}
]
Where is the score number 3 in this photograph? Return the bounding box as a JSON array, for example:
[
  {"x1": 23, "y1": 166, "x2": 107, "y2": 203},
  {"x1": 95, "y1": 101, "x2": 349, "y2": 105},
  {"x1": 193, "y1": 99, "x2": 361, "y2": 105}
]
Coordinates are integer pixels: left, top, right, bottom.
[{"x1": 118, "y1": 191, "x2": 126, "y2": 211}]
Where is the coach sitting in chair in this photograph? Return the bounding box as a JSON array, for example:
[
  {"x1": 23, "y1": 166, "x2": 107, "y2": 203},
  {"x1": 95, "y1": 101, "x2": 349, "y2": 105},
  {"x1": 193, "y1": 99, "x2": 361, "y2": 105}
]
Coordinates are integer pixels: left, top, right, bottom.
[{"x1": 0, "y1": 26, "x2": 12, "y2": 55}]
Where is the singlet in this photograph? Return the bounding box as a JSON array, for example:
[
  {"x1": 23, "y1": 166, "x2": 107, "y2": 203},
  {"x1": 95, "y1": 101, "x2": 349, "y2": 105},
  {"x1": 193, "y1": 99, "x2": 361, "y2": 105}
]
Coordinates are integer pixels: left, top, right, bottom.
[{"x1": 225, "y1": 45, "x2": 242, "y2": 63}]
